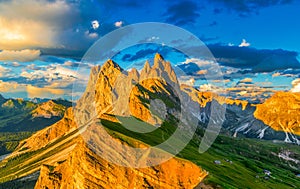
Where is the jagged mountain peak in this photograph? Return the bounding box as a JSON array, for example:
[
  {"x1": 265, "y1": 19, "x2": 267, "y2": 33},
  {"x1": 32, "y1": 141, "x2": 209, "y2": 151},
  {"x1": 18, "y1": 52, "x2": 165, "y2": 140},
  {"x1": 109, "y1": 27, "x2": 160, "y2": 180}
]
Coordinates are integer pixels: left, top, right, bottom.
[
  {"x1": 153, "y1": 53, "x2": 166, "y2": 70},
  {"x1": 143, "y1": 60, "x2": 151, "y2": 72},
  {"x1": 101, "y1": 59, "x2": 122, "y2": 72},
  {"x1": 128, "y1": 67, "x2": 139, "y2": 81},
  {"x1": 153, "y1": 53, "x2": 164, "y2": 67},
  {"x1": 154, "y1": 52, "x2": 164, "y2": 60}
]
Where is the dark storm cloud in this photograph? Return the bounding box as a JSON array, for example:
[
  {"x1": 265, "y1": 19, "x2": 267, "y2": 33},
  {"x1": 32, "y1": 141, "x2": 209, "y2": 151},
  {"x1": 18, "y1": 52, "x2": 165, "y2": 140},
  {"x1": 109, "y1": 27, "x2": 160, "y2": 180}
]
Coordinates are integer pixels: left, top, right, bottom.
[
  {"x1": 208, "y1": 44, "x2": 300, "y2": 72},
  {"x1": 121, "y1": 49, "x2": 158, "y2": 62},
  {"x1": 40, "y1": 48, "x2": 85, "y2": 60},
  {"x1": 209, "y1": 0, "x2": 294, "y2": 16},
  {"x1": 164, "y1": 0, "x2": 201, "y2": 25},
  {"x1": 119, "y1": 46, "x2": 175, "y2": 62}
]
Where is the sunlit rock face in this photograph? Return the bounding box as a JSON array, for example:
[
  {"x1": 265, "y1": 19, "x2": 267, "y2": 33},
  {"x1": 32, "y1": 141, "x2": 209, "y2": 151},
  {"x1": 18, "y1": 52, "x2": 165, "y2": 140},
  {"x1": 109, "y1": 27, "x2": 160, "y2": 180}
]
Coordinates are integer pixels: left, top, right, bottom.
[
  {"x1": 254, "y1": 92, "x2": 300, "y2": 137},
  {"x1": 86, "y1": 53, "x2": 181, "y2": 126},
  {"x1": 34, "y1": 137, "x2": 207, "y2": 189}
]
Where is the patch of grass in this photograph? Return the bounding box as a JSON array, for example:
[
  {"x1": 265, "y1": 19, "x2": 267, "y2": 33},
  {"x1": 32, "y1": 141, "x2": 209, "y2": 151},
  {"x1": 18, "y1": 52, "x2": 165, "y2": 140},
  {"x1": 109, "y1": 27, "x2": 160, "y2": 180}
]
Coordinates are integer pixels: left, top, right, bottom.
[{"x1": 0, "y1": 132, "x2": 32, "y2": 155}]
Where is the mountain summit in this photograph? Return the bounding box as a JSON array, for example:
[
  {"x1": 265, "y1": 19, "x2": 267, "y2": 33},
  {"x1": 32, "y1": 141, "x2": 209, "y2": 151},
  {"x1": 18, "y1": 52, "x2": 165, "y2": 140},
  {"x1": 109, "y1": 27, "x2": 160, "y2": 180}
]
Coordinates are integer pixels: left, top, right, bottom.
[{"x1": 75, "y1": 53, "x2": 182, "y2": 126}]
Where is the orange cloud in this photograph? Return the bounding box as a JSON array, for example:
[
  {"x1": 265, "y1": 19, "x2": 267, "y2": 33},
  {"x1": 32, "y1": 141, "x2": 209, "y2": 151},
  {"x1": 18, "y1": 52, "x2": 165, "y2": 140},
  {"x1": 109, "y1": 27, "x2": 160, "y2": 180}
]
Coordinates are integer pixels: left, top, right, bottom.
[
  {"x1": 272, "y1": 72, "x2": 280, "y2": 77},
  {"x1": 291, "y1": 78, "x2": 300, "y2": 93},
  {"x1": 27, "y1": 85, "x2": 65, "y2": 99},
  {"x1": 0, "y1": 80, "x2": 22, "y2": 92},
  {"x1": 239, "y1": 78, "x2": 253, "y2": 83},
  {"x1": 0, "y1": 0, "x2": 75, "y2": 50},
  {"x1": 197, "y1": 69, "x2": 208, "y2": 75},
  {"x1": 0, "y1": 49, "x2": 40, "y2": 62}
]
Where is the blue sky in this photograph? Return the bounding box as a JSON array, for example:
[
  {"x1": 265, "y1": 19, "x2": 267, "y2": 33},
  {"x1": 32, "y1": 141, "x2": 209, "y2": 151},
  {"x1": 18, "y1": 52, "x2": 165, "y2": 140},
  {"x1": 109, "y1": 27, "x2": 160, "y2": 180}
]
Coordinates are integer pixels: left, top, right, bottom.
[{"x1": 0, "y1": 0, "x2": 299, "y2": 102}]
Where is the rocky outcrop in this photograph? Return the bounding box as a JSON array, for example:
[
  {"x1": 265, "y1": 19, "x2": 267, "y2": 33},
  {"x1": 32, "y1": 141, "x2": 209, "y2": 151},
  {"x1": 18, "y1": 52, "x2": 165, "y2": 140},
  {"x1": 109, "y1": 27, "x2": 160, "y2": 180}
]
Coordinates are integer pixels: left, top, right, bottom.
[
  {"x1": 78, "y1": 53, "x2": 182, "y2": 126},
  {"x1": 35, "y1": 137, "x2": 207, "y2": 189},
  {"x1": 14, "y1": 108, "x2": 77, "y2": 152},
  {"x1": 254, "y1": 92, "x2": 300, "y2": 136}
]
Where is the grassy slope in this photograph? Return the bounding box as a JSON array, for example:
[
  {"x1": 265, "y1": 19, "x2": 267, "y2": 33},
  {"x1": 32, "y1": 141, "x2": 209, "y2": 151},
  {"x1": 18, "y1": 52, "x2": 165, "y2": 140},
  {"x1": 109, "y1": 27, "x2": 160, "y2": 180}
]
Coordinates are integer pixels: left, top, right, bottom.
[
  {"x1": 0, "y1": 117, "x2": 299, "y2": 188},
  {"x1": 0, "y1": 132, "x2": 32, "y2": 155},
  {"x1": 101, "y1": 118, "x2": 300, "y2": 189},
  {"x1": 0, "y1": 128, "x2": 78, "y2": 183}
]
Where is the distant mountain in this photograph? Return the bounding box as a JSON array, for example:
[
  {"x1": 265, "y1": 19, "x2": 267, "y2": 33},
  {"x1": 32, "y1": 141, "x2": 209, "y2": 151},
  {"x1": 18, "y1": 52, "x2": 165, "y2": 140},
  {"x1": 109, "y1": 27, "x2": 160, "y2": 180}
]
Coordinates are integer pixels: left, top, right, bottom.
[
  {"x1": 0, "y1": 96, "x2": 71, "y2": 132},
  {"x1": 254, "y1": 92, "x2": 300, "y2": 139},
  {"x1": 29, "y1": 97, "x2": 51, "y2": 104},
  {"x1": 32, "y1": 100, "x2": 67, "y2": 119},
  {"x1": 181, "y1": 84, "x2": 300, "y2": 144}
]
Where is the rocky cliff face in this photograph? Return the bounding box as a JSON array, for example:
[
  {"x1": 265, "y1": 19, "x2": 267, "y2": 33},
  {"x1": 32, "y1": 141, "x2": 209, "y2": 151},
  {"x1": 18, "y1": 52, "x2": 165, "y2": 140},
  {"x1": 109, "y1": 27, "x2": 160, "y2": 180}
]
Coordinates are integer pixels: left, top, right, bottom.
[
  {"x1": 35, "y1": 137, "x2": 207, "y2": 189},
  {"x1": 14, "y1": 107, "x2": 77, "y2": 153},
  {"x1": 254, "y1": 92, "x2": 300, "y2": 140},
  {"x1": 77, "y1": 53, "x2": 182, "y2": 126}
]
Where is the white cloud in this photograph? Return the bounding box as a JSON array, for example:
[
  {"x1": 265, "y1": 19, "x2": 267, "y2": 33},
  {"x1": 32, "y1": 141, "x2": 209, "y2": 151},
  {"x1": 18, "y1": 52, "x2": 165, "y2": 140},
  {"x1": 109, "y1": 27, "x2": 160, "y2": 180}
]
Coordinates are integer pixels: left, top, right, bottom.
[
  {"x1": 91, "y1": 20, "x2": 100, "y2": 30},
  {"x1": 89, "y1": 33, "x2": 99, "y2": 38},
  {"x1": 146, "y1": 36, "x2": 159, "y2": 42},
  {"x1": 0, "y1": 49, "x2": 41, "y2": 62},
  {"x1": 21, "y1": 64, "x2": 79, "y2": 81},
  {"x1": 272, "y1": 72, "x2": 281, "y2": 77},
  {"x1": 0, "y1": 65, "x2": 11, "y2": 77},
  {"x1": 85, "y1": 31, "x2": 99, "y2": 39},
  {"x1": 239, "y1": 39, "x2": 250, "y2": 47},
  {"x1": 0, "y1": 80, "x2": 67, "y2": 99},
  {"x1": 27, "y1": 85, "x2": 64, "y2": 99},
  {"x1": 11, "y1": 62, "x2": 21, "y2": 67},
  {"x1": 228, "y1": 43, "x2": 234, "y2": 46},
  {"x1": 26, "y1": 63, "x2": 41, "y2": 70},
  {"x1": 0, "y1": 80, "x2": 23, "y2": 92},
  {"x1": 114, "y1": 21, "x2": 123, "y2": 27},
  {"x1": 64, "y1": 61, "x2": 75, "y2": 66},
  {"x1": 239, "y1": 78, "x2": 253, "y2": 83},
  {"x1": 181, "y1": 58, "x2": 215, "y2": 66},
  {"x1": 291, "y1": 78, "x2": 300, "y2": 92},
  {"x1": 199, "y1": 84, "x2": 222, "y2": 92}
]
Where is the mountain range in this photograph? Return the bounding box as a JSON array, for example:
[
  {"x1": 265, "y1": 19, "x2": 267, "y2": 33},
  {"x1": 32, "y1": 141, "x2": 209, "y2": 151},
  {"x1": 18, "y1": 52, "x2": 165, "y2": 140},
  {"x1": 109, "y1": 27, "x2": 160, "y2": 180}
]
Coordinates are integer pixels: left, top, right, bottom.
[{"x1": 0, "y1": 54, "x2": 299, "y2": 188}]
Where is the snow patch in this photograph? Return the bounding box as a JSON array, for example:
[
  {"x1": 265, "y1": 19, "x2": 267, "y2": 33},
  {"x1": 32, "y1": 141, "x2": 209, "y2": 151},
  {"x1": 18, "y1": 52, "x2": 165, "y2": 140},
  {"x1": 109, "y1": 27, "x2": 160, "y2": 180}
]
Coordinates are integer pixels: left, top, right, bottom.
[
  {"x1": 235, "y1": 123, "x2": 249, "y2": 132},
  {"x1": 257, "y1": 127, "x2": 268, "y2": 139}
]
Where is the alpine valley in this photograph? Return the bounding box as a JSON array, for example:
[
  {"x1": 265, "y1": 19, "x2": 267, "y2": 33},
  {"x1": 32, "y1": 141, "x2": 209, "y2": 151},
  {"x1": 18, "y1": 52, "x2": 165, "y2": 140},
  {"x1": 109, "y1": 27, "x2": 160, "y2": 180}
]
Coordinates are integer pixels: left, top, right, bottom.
[{"x1": 0, "y1": 54, "x2": 299, "y2": 189}]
